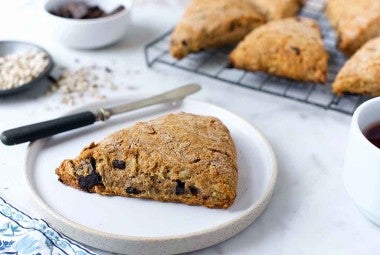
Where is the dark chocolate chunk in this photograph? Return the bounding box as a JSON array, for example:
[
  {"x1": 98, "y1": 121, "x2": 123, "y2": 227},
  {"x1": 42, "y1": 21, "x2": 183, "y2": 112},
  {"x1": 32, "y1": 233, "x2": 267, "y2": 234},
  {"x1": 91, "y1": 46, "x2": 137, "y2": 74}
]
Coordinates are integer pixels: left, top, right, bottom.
[
  {"x1": 126, "y1": 187, "x2": 141, "y2": 194},
  {"x1": 226, "y1": 62, "x2": 234, "y2": 69},
  {"x1": 85, "y1": 6, "x2": 105, "y2": 19},
  {"x1": 181, "y1": 40, "x2": 188, "y2": 47},
  {"x1": 57, "y1": 7, "x2": 71, "y2": 18},
  {"x1": 66, "y1": 2, "x2": 88, "y2": 19},
  {"x1": 89, "y1": 157, "x2": 96, "y2": 172},
  {"x1": 108, "y1": 5, "x2": 125, "y2": 16},
  {"x1": 189, "y1": 186, "x2": 199, "y2": 195},
  {"x1": 78, "y1": 171, "x2": 102, "y2": 191},
  {"x1": 291, "y1": 46, "x2": 301, "y2": 55},
  {"x1": 191, "y1": 158, "x2": 201, "y2": 163},
  {"x1": 49, "y1": 2, "x2": 124, "y2": 19},
  {"x1": 175, "y1": 180, "x2": 185, "y2": 195},
  {"x1": 228, "y1": 20, "x2": 241, "y2": 32},
  {"x1": 112, "y1": 160, "x2": 126, "y2": 169}
]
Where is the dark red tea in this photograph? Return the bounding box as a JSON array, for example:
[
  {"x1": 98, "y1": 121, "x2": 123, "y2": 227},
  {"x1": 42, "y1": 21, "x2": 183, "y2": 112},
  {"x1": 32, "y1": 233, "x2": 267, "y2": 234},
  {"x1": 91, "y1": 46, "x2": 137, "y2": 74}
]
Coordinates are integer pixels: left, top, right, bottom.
[{"x1": 364, "y1": 121, "x2": 380, "y2": 149}]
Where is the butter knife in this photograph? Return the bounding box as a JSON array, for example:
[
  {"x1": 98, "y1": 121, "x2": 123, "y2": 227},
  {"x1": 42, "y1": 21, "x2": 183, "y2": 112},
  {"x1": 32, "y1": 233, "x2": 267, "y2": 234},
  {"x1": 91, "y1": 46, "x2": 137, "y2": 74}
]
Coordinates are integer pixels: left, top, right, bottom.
[{"x1": 1, "y1": 84, "x2": 201, "y2": 146}]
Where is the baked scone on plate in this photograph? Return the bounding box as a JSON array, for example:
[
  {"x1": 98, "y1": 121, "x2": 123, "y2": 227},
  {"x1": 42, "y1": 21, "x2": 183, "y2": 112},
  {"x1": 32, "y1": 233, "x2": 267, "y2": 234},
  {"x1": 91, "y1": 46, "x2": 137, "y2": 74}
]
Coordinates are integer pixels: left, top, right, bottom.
[
  {"x1": 170, "y1": 0, "x2": 265, "y2": 59},
  {"x1": 55, "y1": 112, "x2": 238, "y2": 209},
  {"x1": 229, "y1": 17, "x2": 328, "y2": 83},
  {"x1": 250, "y1": 0, "x2": 304, "y2": 21},
  {"x1": 325, "y1": 0, "x2": 380, "y2": 55},
  {"x1": 332, "y1": 37, "x2": 380, "y2": 96}
]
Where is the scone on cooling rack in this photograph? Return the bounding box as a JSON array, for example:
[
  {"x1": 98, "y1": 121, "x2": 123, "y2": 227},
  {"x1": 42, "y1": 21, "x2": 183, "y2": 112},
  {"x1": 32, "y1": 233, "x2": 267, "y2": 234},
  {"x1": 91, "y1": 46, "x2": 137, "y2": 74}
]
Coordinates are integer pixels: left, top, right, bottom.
[
  {"x1": 170, "y1": 0, "x2": 265, "y2": 59},
  {"x1": 55, "y1": 113, "x2": 238, "y2": 209},
  {"x1": 325, "y1": 0, "x2": 380, "y2": 55},
  {"x1": 332, "y1": 37, "x2": 380, "y2": 96},
  {"x1": 229, "y1": 17, "x2": 328, "y2": 83},
  {"x1": 250, "y1": 0, "x2": 304, "y2": 21}
]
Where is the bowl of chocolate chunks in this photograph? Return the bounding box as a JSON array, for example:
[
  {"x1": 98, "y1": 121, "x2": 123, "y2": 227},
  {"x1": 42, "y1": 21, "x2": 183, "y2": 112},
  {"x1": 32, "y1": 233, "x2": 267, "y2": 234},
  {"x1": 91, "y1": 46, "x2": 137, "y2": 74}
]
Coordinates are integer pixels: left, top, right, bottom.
[{"x1": 44, "y1": 0, "x2": 132, "y2": 49}]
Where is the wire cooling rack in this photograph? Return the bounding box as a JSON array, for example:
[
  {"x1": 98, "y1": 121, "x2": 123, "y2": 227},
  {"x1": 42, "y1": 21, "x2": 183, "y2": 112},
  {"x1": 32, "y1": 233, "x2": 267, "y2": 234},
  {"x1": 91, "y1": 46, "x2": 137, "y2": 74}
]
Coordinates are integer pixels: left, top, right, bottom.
[{"x1": 144, "y1": 0, "x2": 370, "y2": 115}]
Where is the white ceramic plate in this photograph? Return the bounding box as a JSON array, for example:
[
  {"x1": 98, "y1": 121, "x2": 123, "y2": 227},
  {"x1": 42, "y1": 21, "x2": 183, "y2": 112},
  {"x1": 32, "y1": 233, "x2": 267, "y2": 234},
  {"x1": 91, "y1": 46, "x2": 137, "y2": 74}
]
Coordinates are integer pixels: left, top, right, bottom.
[{"x1": 24, "y1": 98, "x2": 277, "y2": 255}]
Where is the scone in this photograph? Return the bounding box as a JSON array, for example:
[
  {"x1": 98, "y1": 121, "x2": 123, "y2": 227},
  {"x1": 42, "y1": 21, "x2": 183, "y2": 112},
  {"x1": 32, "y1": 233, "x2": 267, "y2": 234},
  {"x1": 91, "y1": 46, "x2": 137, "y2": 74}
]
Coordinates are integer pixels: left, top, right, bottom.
[
  {"x1": 55, "y1": 113, "x2": 238, "y2": 209},
  {"x1": 332, "y1": 37, "x2": 380, "y2": 96},
  {"x1": 170, "y1": 0, "x2": 265, "y2": 59},
  {"x1": 229, "y1": 17, "x2": 328, "y2": 83},
  {"x1": 325, "y1": 0, "x2": 380, "y2": 55},
  {"x1": 250, "y1": 0, "x2": 304, "y2": 21}
]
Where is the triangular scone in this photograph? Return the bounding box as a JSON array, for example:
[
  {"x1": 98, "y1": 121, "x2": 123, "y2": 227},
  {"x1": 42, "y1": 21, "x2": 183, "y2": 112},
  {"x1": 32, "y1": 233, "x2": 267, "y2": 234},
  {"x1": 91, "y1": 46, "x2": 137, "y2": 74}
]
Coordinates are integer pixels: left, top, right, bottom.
[
  {"x1": 229, "y1": 17, "x2": 328, "y2": 83},
  {"x1": 250, "y1": 0, "x2": 304, "y2": 21},
  {"x1": 325, "y1": 0, "x2": 380, "y2": 55},
  {"x1": 170, "y1": 0, "x2": 265, "y2": 59},
  {"x1": 55, "y1": 113, "x2": 238, "y2": 209},
  {"x1": 332, "y1": 37, "x2": 380, "y2": 96}
]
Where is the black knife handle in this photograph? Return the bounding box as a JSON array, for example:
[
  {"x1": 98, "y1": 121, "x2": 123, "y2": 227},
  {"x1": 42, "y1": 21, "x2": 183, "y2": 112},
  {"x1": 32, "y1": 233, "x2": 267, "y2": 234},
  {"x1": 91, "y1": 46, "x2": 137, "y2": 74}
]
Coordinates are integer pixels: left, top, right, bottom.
[{"x1": 1, "y1": 111, "x2": 97, "y2": 146}]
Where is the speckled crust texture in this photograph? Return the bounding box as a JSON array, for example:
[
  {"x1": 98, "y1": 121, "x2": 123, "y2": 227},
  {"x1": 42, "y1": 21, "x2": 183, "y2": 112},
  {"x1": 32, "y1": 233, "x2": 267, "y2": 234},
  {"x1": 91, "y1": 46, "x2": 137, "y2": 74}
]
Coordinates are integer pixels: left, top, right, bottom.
[
  {"x1": 229, "y1": 17, "x2": 328, "y2": 83},
  {"x1": 55, "y1": 113, "x2": 238, "y2": 209},
  {"x1": 325, "y1": 0, "x2": 380, "y2": 55},
  {"x1": 170, "y1": 0, "x2": 265, "y2": 59},
  {"x1": 250, "y1": 0, "x2": 304, "y2": 20},
  {"x1": 332, "y1": 37, "x2": 380, "y2": 96}
]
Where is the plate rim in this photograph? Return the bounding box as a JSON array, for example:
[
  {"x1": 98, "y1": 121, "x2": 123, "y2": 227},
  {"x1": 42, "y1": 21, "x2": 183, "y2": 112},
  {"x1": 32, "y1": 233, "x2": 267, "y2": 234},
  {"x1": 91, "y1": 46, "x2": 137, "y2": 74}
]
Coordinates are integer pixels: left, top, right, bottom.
[{"x1": 24, "y1": 97, "x2": 277, "y2": 252}]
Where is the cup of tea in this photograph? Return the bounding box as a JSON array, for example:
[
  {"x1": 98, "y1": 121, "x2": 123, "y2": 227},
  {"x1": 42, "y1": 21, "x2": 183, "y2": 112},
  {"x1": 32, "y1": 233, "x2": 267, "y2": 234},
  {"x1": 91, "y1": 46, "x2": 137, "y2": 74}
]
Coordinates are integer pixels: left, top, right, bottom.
[{"x1": 343, "y1": 97, "x2": 380, "y2": 224}]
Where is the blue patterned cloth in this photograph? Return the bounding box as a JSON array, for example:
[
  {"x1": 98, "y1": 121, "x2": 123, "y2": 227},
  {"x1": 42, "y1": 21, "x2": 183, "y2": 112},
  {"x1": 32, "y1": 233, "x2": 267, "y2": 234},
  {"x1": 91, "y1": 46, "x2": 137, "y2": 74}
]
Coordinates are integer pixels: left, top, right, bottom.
[{"x1": 0, "y1": 196, "x2": 97, "y2": 255}]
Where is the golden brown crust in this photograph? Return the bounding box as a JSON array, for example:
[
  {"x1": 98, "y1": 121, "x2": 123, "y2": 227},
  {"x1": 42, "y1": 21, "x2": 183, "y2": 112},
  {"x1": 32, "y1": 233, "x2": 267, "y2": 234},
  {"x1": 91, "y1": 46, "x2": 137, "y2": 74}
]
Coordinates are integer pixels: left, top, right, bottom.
[
  {"x1": 250, "y1": 0, "x2": 304, "y2": 21},
  {"x1": 55, "y1": 113, "x2": 238, "y2": 209},
  {"x1": 229, "y1": 17, "x2": 328, "y2": 83},
  {"x1": 325, "y1": 0, "x2": 380, "y2": 55},
  {"x1": 170, "y1": 0, "x2": 265, "y2": 59},
  {"x1": 332, "y1": 37, "x2": 380, "y2": 96}
]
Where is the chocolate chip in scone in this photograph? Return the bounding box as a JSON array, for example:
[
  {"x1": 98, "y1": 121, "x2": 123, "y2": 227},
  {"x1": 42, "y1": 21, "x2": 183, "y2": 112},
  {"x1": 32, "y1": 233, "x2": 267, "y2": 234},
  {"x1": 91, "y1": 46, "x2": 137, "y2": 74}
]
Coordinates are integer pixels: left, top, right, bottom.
[
  {"x1": 112, "y1": 160, "x2": 126, "y2": 169},
  {"x1": 291, "y1": 46, "x2": 301, "y2": 55},
  {"x1": 226, "y1": 61, "x2": 234, "y2": 69},
  {"x1": 189, "y1": 186, "x2": 199, "y2": 195},
  {"x1": 181, "y1": 40, "x2": 188, "y2": 47},
  {"x1": 89, "y1": 157, "x2": 96, "y2": 172},
  {"x1": 228, "y1": 20, "x2": 242, "y2": 32},
  {"x1": 191, "y1": 158, "x2": 201, "y2": 163},
  {"x1": 175, "y1": 180, "x2": 185, "y2": 195},
  {"x1": 78, "y1": 171, "x2": 102, "y2": 191},
  {"x1": 126, "y1": 187, "x2": 141, "y2": 194}
]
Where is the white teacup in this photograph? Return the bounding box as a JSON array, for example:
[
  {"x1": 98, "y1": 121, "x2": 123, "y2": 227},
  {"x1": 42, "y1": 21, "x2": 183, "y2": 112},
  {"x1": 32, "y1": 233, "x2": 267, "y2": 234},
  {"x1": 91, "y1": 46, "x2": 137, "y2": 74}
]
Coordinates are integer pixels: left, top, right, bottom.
[{"x1": 344, "y1": 97, "x2": 380, "y2": 224}]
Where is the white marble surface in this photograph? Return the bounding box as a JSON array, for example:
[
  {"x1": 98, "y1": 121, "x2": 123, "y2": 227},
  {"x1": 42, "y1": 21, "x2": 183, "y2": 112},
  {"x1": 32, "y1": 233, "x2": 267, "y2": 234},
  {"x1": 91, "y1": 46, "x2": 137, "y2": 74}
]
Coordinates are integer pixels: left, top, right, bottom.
[{"x1": 0, "y1": 1, "x2": 379, "y2": 254}]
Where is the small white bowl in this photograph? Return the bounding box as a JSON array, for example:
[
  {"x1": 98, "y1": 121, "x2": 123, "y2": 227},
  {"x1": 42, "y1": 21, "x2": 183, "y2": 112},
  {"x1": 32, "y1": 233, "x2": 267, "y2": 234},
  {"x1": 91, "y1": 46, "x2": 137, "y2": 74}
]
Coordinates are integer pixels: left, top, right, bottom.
[{"x1": 44, "y1": 0, "x2": 132, "y2": 49}]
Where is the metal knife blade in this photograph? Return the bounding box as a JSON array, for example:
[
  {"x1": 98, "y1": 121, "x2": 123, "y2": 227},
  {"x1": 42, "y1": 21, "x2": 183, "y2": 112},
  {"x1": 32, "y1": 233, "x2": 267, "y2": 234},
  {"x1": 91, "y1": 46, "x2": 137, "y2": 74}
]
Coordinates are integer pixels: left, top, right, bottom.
[
  {"x1": 0, "y1": 84, "x2": 201, "y2": 145},
  {"x1": 94, "y1": 83, "x2": 201, "y2": 120}
]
